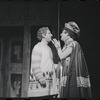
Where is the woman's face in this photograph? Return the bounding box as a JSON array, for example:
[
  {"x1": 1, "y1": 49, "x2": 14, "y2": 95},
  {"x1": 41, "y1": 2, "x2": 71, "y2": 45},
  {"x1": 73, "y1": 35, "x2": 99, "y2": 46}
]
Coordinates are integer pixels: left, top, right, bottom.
[{"x1": 60, "y1": 29, "x2": 69, "y2": 41}]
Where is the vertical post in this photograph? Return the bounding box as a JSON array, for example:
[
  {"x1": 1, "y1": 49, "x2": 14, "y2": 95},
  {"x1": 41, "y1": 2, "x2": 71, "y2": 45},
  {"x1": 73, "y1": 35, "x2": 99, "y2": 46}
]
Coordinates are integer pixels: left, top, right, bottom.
[
  {"x1": 21, "y1": 3, "x2": 31, "y2": 97},
  {"x1": 22, "y1": 25, "x2": 31, "y2": 97},
  {"x1": 58, "y1": 2, "x2": 60, "y2": 40}
]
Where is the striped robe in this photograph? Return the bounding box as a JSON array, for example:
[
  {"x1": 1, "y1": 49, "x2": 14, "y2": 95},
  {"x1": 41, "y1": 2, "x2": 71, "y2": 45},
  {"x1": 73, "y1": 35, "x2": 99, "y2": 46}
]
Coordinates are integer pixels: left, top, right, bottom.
[{"x1": 28, "y1": 42, "x2": 57, "y2": 97}]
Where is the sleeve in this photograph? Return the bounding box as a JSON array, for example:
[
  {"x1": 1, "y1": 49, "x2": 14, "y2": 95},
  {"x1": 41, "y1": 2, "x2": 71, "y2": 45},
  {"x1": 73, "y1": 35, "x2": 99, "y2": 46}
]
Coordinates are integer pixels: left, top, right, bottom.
[
  {"x1": 31, "y1": 44, "x2": 46, "y2": 84},
  {"x1": 67, "y1": 42, "x2": 75, "y2": 48}
]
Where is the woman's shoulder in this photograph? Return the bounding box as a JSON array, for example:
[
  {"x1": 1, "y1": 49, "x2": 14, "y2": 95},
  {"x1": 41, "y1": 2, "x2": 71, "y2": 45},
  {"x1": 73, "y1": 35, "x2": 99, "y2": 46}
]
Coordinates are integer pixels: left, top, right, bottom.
[{"x1": 67, "y1": 41, "x2": 77, "y2": 48}]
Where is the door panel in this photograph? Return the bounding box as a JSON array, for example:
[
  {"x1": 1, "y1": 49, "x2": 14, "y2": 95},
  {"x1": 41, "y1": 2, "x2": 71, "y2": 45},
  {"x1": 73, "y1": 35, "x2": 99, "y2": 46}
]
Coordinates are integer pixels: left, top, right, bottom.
[{"x1": 0, "y1": 26, "x2": 23, "y2": 97}]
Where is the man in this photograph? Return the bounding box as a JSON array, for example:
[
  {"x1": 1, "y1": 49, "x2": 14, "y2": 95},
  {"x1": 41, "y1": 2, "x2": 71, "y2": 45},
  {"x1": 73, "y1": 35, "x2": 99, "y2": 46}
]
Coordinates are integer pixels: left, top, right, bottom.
[{"x1": 28, "y1": 27, "x2": 58, "y2": 98}]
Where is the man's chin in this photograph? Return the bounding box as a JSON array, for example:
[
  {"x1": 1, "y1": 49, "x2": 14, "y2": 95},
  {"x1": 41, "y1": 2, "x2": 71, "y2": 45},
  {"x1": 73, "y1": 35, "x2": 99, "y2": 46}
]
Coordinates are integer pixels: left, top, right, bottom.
[
  {"x1": 49, "y1": 39, "x2": 52, "y2": 42},
  {"x1": 48, "y1": 40, "x2": 51, "y2": 43}
]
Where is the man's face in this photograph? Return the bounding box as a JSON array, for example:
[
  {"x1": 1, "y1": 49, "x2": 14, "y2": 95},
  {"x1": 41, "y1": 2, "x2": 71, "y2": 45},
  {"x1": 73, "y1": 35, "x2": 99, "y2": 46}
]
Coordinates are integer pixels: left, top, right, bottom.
[{"x1": 43, "y1": 29, "x2": 53, "y2": 42}]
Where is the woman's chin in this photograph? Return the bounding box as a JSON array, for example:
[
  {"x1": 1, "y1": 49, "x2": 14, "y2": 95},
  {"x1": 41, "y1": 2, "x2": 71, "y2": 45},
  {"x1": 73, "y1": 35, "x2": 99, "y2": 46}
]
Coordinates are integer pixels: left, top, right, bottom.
[{"x1": 61, "y1": 38, "x2": 64, "y2": 41}]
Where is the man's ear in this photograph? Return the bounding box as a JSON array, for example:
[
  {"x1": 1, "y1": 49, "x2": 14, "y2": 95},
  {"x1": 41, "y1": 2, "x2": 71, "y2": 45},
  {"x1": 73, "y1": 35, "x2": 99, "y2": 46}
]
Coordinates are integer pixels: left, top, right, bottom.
[{"x1": 42, "y1": 33, "x2": 45, "y2": 38}]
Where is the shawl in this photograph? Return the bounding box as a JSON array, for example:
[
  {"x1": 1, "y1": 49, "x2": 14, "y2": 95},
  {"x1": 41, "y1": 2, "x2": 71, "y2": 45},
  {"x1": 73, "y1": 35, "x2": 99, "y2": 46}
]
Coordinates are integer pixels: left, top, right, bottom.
[{"x1": 63, "y1": 41, "x2": 92, "y2": 98}]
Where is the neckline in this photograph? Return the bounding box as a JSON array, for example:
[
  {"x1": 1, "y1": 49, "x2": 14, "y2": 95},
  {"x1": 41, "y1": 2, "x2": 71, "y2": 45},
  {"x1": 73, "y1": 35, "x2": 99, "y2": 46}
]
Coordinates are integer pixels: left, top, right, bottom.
[{"x1": 40, "y1": 41, "x2": 48, "y2": 46}]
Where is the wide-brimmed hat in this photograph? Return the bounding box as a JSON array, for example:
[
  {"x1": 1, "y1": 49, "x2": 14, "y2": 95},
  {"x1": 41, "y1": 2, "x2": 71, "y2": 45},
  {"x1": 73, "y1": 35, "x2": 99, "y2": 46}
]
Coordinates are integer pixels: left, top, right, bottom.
[{"x1": 65, "y1": 21, "x2": 80, "y2": 36}]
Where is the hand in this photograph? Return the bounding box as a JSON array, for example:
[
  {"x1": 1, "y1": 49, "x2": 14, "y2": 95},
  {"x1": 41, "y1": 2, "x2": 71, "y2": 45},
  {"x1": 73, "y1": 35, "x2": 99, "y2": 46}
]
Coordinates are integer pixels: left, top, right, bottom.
[
  {"x1": 39, "y1": 77, "x2": 46, "y2": 88},
  {"x1": 52, "y1": 38, "x2": 61, "y2": 49},
  {"x1": 40, "y1": 83, "x2": 46, "y2": 88}
]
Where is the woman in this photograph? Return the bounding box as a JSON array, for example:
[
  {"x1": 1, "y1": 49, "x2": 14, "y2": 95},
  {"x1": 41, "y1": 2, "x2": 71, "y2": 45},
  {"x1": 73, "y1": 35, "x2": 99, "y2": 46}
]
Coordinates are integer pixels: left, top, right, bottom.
[{"x1": 52, "y1": 21, "x2": 92, "y2": 98}]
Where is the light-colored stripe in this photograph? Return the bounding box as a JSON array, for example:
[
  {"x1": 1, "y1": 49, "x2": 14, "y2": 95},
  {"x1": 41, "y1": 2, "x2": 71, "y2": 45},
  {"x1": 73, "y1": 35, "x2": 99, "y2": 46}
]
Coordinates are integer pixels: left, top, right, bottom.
[
  {"x1": 31, "y1": 60, "x2": 41, "y2": 64},
  {"x1": 31, "y1": 50, "x2": 42, "y2": 61},
  {"x1": 31, "y1": 66, "x2": 40, "y2": 70},
  {"x1": 33, "y1": 69, "x2": 42, "y2": 74},
  {"x1": 35, "y1": 73, "x2": 43, "y2": 78},
  {"x1": 32, "y1": 56, "x2": 41, "y2": 60},
  {"x1": 31, "y1": 64, "x2": 40, "y2": 70},
  {"x1": 31, "y1": 67, "x2": 40, "y2": 75},
  {"x1": 32, "y1": 50, "x2": 42, "y2": 56},
  {"x1": 33, "y1": 68, "x2": 41, "y2": 74}
]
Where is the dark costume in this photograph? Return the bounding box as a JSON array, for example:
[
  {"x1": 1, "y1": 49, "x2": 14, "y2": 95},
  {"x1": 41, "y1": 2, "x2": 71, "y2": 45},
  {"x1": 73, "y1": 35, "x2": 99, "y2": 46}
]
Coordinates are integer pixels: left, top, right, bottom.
[{"x1": 57, "y1": 41, "x2": 92, "y2": 98}]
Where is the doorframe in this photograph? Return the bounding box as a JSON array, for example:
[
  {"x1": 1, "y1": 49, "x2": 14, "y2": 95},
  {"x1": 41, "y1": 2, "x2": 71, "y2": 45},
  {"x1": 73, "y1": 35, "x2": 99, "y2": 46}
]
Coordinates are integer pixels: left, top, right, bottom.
[{"x1": 21, "y1": 25, "x2": 31, "y2": 97}]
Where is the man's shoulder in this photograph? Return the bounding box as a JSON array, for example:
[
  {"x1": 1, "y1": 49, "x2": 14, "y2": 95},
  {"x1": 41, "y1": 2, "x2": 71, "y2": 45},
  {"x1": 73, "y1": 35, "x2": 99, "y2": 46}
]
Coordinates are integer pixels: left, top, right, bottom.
[{"x1": 33, "y1": 42, "x2": 42, "y2": 50}]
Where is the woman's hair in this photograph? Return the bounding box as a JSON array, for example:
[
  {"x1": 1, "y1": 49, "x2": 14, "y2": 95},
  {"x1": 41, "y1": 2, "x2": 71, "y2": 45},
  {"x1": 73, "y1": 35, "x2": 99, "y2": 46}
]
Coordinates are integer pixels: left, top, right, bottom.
[{"x1": 37, "y1": 27, "x2": 49, "y2": 41}]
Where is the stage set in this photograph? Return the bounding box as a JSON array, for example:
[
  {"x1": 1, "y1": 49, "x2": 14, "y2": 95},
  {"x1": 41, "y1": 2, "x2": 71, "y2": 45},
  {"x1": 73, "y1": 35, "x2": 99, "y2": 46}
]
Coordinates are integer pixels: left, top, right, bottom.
[{"x1": 0, "y1": 0, "x2": 100, "y2": 99}]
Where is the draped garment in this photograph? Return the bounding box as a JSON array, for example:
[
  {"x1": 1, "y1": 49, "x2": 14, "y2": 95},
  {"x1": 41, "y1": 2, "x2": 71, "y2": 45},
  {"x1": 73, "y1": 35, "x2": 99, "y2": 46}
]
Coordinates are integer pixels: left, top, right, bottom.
[{"x1": 56, "y1": 41, "x2": 92, "y2": 98}]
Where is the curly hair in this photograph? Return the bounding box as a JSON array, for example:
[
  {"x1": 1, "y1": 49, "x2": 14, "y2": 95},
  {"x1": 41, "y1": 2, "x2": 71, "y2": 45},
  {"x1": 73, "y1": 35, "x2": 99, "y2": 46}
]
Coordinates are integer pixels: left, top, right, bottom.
[{"x1": 37, "y1": 27, "x2": 49, "y2": 41}]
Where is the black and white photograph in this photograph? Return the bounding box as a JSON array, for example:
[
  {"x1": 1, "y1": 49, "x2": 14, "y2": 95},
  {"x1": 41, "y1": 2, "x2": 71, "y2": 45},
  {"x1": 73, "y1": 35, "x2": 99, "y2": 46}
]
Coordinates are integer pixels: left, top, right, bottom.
[{"x1": 0, "y1": 0, "x2": 100, "y2": 99}]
